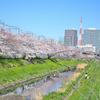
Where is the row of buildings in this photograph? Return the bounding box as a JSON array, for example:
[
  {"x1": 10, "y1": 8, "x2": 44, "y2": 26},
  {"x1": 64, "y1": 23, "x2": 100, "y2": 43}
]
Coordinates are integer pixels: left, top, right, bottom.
[{"x1": 64, "y1": 28, "x2": 100, "y2": 53}]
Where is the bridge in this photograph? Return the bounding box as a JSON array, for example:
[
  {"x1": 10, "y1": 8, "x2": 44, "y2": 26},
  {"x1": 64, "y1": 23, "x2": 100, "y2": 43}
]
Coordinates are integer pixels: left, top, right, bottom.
[{"x1": 47, "y1": 49, "x2": 81, "y2": 58}]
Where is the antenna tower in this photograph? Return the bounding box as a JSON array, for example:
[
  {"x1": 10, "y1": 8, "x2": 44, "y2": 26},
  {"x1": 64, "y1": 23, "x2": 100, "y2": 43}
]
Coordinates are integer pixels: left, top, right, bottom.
[{"x1": 79, "y1": 17, "x2": 82, "y2": 46}]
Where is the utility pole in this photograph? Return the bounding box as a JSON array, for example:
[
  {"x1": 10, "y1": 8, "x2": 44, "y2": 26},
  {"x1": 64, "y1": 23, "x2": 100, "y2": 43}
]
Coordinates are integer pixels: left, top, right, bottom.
[
  {"x1": 3, "y1": 22, "x2": 5, "y2": 27},
  {"x1": 9, "y1": 26, "x2": 11, "y2": 32},
  {"x1": 0, "y1": 21, "x2": 5, "y2": 28},
  {"x1": 18, "y1": 28, "x2": 20, "y2": 34}
]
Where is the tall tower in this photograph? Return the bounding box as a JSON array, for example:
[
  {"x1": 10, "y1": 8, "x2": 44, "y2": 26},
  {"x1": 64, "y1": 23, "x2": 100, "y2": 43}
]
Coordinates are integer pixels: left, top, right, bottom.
[{"x1": 79, "y1": 17, "x2": 82, "y2": 46}]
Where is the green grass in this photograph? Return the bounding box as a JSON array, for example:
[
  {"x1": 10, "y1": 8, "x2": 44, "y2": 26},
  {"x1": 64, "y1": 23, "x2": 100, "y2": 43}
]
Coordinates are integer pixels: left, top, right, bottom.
[
  {"x1": 43, "y1": 61, "x2": 93, "y2": 100},
  {"x1": 0, "y1": 59, "x2": 27, "y2": 68},
  {"x1": 0, "y1": 59, "x2": 86, "y2": 95},
  {"x1": 68, "y1": 61, "x2": 100, "y2": 100},
  {"x1": 0, "y1": 59, "x2": 85, "y2": 87}
]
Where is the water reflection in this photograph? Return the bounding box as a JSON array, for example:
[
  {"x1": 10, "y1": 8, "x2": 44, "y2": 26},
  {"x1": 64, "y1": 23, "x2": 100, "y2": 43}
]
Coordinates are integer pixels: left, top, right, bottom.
[{"x1": 1, "y1": 68, "x2": 76, "y2": 99}]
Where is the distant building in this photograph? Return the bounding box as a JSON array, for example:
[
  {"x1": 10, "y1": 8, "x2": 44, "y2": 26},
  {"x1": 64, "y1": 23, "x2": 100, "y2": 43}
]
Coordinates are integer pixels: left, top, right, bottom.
[
  {"x1": 77, "y1": 44, "x2": 96, "y2": 53},
  {"x1": 82, "y1": 28, "x2": 100, "y2": 53},
  {"x1": 64, "y1": 29, "x2": 77, "y2": 46},
  {"x1": 58, "y1": 37, "x2": 64, "y2": 44}
]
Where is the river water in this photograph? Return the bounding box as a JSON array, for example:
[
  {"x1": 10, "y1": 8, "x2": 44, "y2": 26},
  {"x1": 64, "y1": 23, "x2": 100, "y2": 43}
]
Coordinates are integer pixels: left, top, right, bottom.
[{"x1": 1, "y1": 68, "x2": 76, "y2": 100}]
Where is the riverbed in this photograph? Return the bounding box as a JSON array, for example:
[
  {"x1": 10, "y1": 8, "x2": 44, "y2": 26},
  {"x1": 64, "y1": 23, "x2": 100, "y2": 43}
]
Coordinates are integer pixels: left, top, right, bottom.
[{"x1": 1, "y1": 68, "x2": 76, "y2": 100}]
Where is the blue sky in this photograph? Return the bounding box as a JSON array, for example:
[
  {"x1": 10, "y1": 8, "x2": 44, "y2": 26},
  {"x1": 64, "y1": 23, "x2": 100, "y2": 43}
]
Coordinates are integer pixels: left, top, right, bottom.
[{"x1": 0, "y1": 0, "x2": 100, "y2": 41}]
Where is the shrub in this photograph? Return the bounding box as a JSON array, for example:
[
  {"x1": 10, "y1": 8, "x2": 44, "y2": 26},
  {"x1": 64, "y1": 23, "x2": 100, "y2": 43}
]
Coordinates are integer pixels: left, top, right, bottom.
[{"x1": 7, "y1": 63, "x2": 13, "y2": 68}]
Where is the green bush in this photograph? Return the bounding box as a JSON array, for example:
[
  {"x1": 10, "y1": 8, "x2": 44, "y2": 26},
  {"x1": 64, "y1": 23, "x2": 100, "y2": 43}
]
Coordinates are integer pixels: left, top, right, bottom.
[
  {"x1": 7, "y1": 63, "x2": 13, "y2": 68},
  {"x1": 0, "y1": 64, "x2": 3, "y2": 68},
  {"x1": 0, "y1": 54, "x2": 3, "y2": 59}
]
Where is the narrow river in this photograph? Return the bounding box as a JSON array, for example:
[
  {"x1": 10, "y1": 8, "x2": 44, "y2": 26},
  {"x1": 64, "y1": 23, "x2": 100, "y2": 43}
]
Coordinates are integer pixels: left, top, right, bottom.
[{"x1": 1, "y1": 68, "x2": 76, "y2": 100}]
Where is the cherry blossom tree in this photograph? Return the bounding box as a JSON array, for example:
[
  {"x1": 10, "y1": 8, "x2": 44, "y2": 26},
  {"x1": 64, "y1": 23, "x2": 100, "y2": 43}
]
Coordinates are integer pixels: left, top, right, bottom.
[{"x1": 0, "y1": 27, "x2": 83, "y2": 59}]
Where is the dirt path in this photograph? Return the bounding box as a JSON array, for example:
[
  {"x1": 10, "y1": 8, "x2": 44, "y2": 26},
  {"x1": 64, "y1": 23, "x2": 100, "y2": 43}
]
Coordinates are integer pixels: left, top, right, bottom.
[
  {"x1": 64, "y1": 63, "x2": 90, "y2": 100},
  {"x1": 77, "y1": 63, "x2": 88, "y2": 69}
]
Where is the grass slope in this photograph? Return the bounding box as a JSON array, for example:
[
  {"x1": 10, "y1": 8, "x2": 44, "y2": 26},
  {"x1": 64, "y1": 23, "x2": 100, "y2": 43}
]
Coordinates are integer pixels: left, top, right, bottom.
[
  {"x1": 68, "y1": 61, "x2": 100, "y2": 100},
  {"x1": 43, "y1": 61, "x2": 94, "y2": 100},
  {"x1": 0, "y1": 59, "x2": 84, "y2": 88}
]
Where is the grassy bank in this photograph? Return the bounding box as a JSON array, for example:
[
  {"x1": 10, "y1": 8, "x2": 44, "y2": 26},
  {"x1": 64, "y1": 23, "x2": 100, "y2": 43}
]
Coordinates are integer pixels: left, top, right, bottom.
[
  {"x1": 43, "y1": 61, "x2": 94, "y2": 100},
  {"x1": 68, "y1": 61, "x2": 100, "y2": 100},
  {"x1": 0, "y1": 59, "x2": 86, "y2": 94}
]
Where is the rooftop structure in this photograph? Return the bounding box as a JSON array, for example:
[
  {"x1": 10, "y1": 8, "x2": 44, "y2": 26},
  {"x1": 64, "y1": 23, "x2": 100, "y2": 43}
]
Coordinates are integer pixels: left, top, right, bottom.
[{"x1": 77, "y1": 44, "x2": 96, "y2": 53}]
